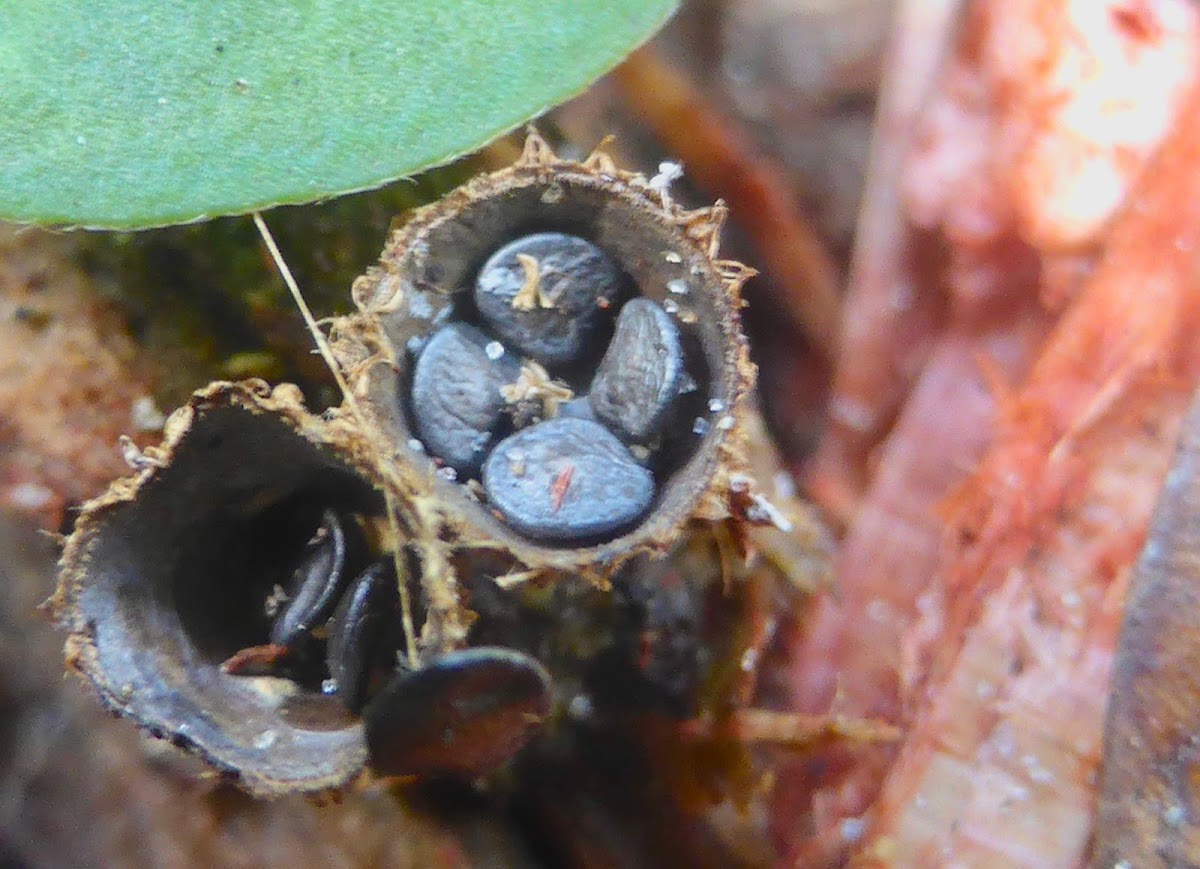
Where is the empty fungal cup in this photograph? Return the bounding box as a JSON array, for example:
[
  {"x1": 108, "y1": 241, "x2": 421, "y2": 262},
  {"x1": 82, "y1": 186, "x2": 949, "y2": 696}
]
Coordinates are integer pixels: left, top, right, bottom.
[{"x1": 50, "y1": 382, "x2": 388, "y2": 794}]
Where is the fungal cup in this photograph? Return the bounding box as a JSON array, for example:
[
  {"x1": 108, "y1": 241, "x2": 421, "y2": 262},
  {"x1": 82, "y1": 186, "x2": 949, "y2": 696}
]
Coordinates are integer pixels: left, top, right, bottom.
[
  {"x1": 341, "y1": 135, "x2": 758, "y2": 577},
  {"x1": 49, "y1": 382, "x2": 387, "y2": 794}
]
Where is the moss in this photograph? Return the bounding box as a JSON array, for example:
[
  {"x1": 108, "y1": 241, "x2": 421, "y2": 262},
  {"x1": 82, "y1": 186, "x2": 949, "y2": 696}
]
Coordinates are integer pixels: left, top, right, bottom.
[{"x1": 75, "y1": 160, "x2": 480, "y2": 408}]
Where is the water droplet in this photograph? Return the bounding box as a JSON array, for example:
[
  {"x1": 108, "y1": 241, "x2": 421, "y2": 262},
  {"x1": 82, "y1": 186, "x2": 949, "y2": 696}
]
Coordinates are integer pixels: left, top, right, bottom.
[
  {"x1": 407, "y1": 291, "x2": 435, "y2": 320},
  {"x1": 485, "y1": 340, "x2": 505, "y2": 360},
  {"x1": 667, "y1": 279, "x2": 688, "y2": 295},
  {"x1": 692, "y1": 417, "x2": 709, "y2": 435},
  {"x1": 568, "y1": 694, "x2": 594, "y2": 721},
  {"x1": 708, "y1": 398, "x2": 725, "y2": 413},
  {"x1": 648, "y1": 161, "x2": 683, "y2": 193},
  {"x1": 840, "y1": 818, "x2": 866, "y2": 843},
  {"x1": 254, "y1": 729, "x2": 278, "y2": 749}
]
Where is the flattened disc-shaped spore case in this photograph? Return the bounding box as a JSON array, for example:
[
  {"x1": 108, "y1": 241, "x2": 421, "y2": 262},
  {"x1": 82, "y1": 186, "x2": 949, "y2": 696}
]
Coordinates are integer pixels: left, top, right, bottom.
[{"x1": 337, "y1": 134, "x2": 758, "y2": 579}]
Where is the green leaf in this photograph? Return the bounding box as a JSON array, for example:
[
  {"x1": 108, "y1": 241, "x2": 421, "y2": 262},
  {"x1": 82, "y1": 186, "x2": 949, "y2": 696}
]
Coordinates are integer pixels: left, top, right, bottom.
[{"x1": 0, "y1": 2, "x2": 676, "y2": 229}]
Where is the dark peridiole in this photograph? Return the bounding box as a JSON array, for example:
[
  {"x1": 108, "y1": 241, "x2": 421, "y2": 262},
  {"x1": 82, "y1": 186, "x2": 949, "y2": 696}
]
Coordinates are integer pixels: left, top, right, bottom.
[
  {"x1": 364, "y1": 647, "x2": 552, "y2": 779},
  {"x1": 327, "y1": 559, "x2": 399, "y2": 714},
  {"x1": 474, "y1": 232, "x2": 623, "y2": 367},
  {"x1": 410, "y1": 322, "x2": 521, "y2": 476},
  {"x1": 269, "y1": 508, "x2": 353, "y2": 648},
  {"x1": 482, "y1": 417, "x2": 655, "y2": 542},
  {"x1": 589, "y1": 298, "x2": 689, "y2": 443}
]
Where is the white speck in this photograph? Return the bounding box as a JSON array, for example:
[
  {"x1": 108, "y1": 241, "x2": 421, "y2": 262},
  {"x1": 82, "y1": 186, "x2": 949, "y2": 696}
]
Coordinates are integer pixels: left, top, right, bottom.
[
  {"x1": 263, "y1": 584, "x2": 288, "y2": 618},
  {"x1": 740, "y1": 647, "x2": 759, "y2": 673},
  {"x1": 692, "y1": 417, "x2": 709, "y2": 435},
  {"x1": 118, "y1": 434, "x2": 163, "y2": 470},
  {"x1": 407, "y1": 292, "x2": 434, "y2": 320},
  {"x1": 690, "y1": 264, "x2": 702, "y2": 276},
  {"x1": 746, "y1": 493, "x2": 793, "y2": 532},
  {"x1": 648, "y1": 161, "x2": 683, "y2": 195},
  {"x1": 485, "y1": 341, "x2": 505, "y2": 360},
  {"x1": 507, "y1": 449, "x2": 527, "y2": 477},
  {"x1": 7, "y1": 482, "x2": 54, "y2": 510},
  {"x1": 321, "y1": 678, "x2": 338, "y2": 695},
  {"x1": 568, "y1": 694, "x2": 594, "y2": 721},
  {"x1": 717, "y1": 415, "x2": 735, "y2": 430},
  {"x1": 830, "y1": 396, "x2": 875, "y2": 432},
  {"x1": 1114, "y1": 862, "x2": 1132, "y2": 869},
  {"x1": 76, "y1": 135, "x2": 86, "y2": 146},
  {"x1": 663, "y1": 298, "x2": 680, "y2": 314},
  {"x1": 157, "y1": 96, "x2": 169, "y2": 106},
  {"x1": 438, "y1": 466, "x2": 458, "y2": 481},
  {"x1": 663, "y1": 251, "x2": 682, "y2": 264},
  {"x1": 728, "y1": 473, "x2": 752, "y2": 493},
  {"x1": 840, "y1": 817, "x2": 866, "y2": 843},
  {"x1": 656, "y1": 161, "x2": 683, "y2": 181},
  {"x1": 667, "y1": 279, "x2": 688, "y2": 295},
  {"x1": 889, "y1": 282, "x2": 914, "y2": 313},
  {"x1": 679, "y1": 374, "x2": 698, "y2": 394},
  {"x1": 630, "y1": 444, "x2": 651, "y2": 461},
  {"x1": 1164, "y1": 804, "x2": 1186, "y2": 827},
  {"x1": 708, "y1": 398, "x2": 725, "y2": 413},
  {"x1": 992, "y1": 721, "x2": 1017, "y2": 759},
  {"x1": 407, "y1": 438, "x2": 425, "y2": 453},
  {"x1": 1021, "y1": 753, "x2": 1054, "y2": 784},
  {"x1": 1030, "y1": 767, "x2": 1054, "y2": 785},
  {"x1": 772, "y1": 471, "x2": 797, "y2": 500},
  {"x1": 130, "y1": 395, "x2": 166, "y2": 432},
  {"x1": 1061, "y1": 590, "x2": 1081, "y2": 609},
  {"x1": 253, "y1": 730, "x2": 278, "y2": 750}
]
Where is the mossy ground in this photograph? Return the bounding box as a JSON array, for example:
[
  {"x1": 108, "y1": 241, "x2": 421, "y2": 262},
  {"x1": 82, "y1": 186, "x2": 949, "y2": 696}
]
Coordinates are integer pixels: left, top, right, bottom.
[{"x1": 75, "y1": 162, "x2": 479, "y2": 409}]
